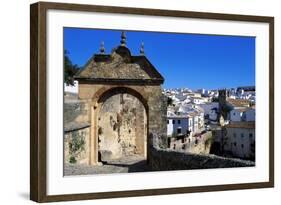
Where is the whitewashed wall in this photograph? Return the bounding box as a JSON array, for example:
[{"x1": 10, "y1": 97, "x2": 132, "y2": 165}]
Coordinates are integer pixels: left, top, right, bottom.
[
  {"x1": 230, "y1": 110, "x2": 243, "y2": 122},
  {"x1": 167, "y1": 118, "x2": 191, "y2": 136},
  {"x1": 244, "y1": 109, "x2": 255, "y2": 121},
  {"x1": 64, "y1": 80, "x2": 78, "y2": 93}
]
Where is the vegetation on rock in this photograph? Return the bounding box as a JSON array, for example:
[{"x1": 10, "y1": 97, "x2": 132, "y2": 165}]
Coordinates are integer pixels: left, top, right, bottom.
[{"x1": 64, "y1": 49, "x2": 79, "y2": 86}]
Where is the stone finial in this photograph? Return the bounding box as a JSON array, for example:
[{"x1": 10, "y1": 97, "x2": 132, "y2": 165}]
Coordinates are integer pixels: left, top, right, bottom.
[
  {"x1": 120, "y1": 31, "x2": 126, "y2": 46},
  {"x1": 100, "y1": 41, "x2": 105, "y2": 54},
  {"x1": 140, "y1": 42, "x2": 145, "y2": 55}
]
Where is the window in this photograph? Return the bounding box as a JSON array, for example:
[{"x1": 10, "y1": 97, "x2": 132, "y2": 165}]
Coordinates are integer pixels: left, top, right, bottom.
[
  {"x1": 241, "y1": 133, "x2": 244, "y2": 138},
  {"x1": 233, "y1": 142, "x2": 237, "y2": 146},
  {"x1": 233, "y1": 133, "x2": 237, "y2": 138},
  {"x1": 177, "y1": 128, "x2": 182, "y2": 134},
  {"x1": 178, "y1": 119, "x2": 181, "y2": 124},
  {"x1": 233, "y1": 112, "x2": 236, "y2": 116},
  {"x1": 241, "y1": 144, "x2": 244, "y2": 148},
  {"x1": 249, "y1": 133, "x2": 253, "y2": 138},
  {"x1": 167, "y1": 120, "x2": 169, "y2": 124},
  {"x1": 172, "y1": 120, "x2": 175, "y2": 124}
]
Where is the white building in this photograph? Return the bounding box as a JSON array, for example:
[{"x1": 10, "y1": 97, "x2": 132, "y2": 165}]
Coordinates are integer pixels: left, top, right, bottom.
[
  {"x1": 176, "y1": 105, "x2": 204, "y2": 129},
  {"x1": 189, "y1": 113, "x2": 203, "y2": 133},
  {"x1": 199, "y1": 102, "x2": 219, "y2": 113},
  {"x1": 197, "y1": 88, "x2": 209, "y2": 96},
  {"x1": 229, "y1": 109, "x2": 245, "y2": 122},
  {"x1": 167, "y1": 116, "x2": 193, "y2": 137},
  {"x1": 224, "y1": 122, "x2": 255, "y2": 159},
  {"x1": 242, "y1": 108, "x2": 255, "y2": 121},
  {"x1": 191, "y1": 97, "x2": 206, "y2": 104},
  {"x1": 64, "y1": 80, "x2": 78, "y2": 93},
  {"x1": 183, "y1": 97, "x2": 191, "y2": 104},
  {"x1": 167, "y1": 110, "x2": 204, "y2": 138},
  {"x1": 229, "y1": 108, "x2": 255, "y2": 122},
  {"x1": 198, "y1": 102, "x2": 219, "y2": 121}
]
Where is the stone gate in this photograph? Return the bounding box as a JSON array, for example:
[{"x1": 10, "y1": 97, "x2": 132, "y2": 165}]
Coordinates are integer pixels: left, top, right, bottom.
[{"x1": 73, "y1": 32, "x2": 167, "y2": 165}]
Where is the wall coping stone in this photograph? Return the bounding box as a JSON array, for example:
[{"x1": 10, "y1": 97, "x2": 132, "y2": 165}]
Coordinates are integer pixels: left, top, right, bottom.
[{"x1": 64, "y1": 122, "x2": 90, "y2": 133}]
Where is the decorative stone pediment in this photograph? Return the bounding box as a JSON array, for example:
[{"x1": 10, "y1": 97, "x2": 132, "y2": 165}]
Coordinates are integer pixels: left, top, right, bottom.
[{"x1": 75, "y1": 36, "x2": 164, "y2": 85}]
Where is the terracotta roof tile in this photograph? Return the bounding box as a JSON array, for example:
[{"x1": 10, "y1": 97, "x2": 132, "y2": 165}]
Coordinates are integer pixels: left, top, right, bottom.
[
  {"x1": 227, "y1": 99, "x2": 250, "y2": 107},
  {"x1": 226, "y1": 122, "x2": 255, "y2": 129}
]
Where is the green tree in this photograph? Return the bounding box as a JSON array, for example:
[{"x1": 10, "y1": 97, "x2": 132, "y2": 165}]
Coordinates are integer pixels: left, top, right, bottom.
[
  {"x1": 64, "y1": 50, "x2": 79, "y2": 86},
  {"x1": 212, "y1": 97, "x2": 219, "y2": 102},
  {"x1": 167, "y1": 97, "x2": 173, "y2": 106}
]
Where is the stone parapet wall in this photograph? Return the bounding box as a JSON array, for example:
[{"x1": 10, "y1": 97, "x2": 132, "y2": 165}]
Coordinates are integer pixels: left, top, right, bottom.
[
  {"x1": 64, "y1": 94, "x2": 91, "y2": 166},
  {"x1": 64, "y1": 99, "x2": 90, "y2": 125},
  {"x1": 64, "y1": 126, "x2": 90, "y2": 166},
  {"x1": 149, "y1": 146, "x2": 255, "y2": 171}
]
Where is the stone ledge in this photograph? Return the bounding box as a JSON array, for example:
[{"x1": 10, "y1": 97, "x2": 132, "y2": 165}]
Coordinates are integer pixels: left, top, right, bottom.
[
  {"x1": 149, "y1": 147, "x2": 255, "y2": 171},
  {"x1": 64, "y1": 122, "x2": 90, "y2": 133}
]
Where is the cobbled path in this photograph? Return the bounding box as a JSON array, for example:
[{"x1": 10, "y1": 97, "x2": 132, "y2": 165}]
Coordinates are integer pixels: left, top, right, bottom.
[{"x1": 64, "y1": 155, "x2": 150, "y2": 176}]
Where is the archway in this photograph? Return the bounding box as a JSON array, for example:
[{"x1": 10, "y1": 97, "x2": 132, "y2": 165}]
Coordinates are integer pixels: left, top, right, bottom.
[
  {"x1": 90, "y1": 87, "x2": 149, "y2": 166},
  {"x1": 74, "y1": 34, "x2": 166, "y2": 168}
]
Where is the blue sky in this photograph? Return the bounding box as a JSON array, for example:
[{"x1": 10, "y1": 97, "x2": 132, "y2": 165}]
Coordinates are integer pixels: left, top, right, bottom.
[{"x1": 64, "y1": 28, "x2": 255, "y2": 90}]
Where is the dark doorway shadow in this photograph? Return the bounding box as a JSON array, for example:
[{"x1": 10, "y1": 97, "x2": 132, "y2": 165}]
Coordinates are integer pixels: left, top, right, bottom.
[{"x1": 105, "y1": 160, "x2": 151, "y2": 173}]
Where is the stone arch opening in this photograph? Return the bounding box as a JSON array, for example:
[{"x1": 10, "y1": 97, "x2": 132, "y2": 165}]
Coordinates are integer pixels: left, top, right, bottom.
[{"x1": 90, "y1": 87, "x2": 149, "y2": 165}]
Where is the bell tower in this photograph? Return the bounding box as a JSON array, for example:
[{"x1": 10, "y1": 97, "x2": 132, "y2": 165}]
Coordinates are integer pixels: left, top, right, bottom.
[{"x1": 218, "y1": 89, "x2": 229, "y2": 120}]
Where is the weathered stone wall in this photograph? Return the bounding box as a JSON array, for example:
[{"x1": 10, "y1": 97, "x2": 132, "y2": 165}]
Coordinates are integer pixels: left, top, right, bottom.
[
  {"x1": 64, "y1": 94, "x2": 91, "y2": 165},
  {"x1": 64, "y1": 98, "x2": 90, "y2": 125},
  {"x1": 149, "y1": 146, "x2": 255, "y2": 171},
  {"x1": 64, "y1": 127, "x2": 90, "y2": 165},
  {"x1": 187, "y1": 132, "x2": 213, "y2": 154},
  {"x1": 149, "y1": 89, "x2": 168, "y2": 149},
  {"x1": 98, "y1": 93, "x2": 147, "y2": 161},
  {"x1": 168, "y1": 131, "x2": 213, "y2": 155}
]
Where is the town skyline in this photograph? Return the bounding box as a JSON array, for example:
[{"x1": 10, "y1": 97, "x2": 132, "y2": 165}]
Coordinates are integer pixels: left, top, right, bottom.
[
  {"x1": 64, "y1": 28, "x2": 255, "y2": 90},
  {"x1": 164, "y1": 85, "x2": 255, "y2": 91}
]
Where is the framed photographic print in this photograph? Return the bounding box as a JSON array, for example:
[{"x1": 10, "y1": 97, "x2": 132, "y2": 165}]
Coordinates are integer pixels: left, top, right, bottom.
[{"x1": 30, "y1": 1, "x2": 274, "y2": 202}]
